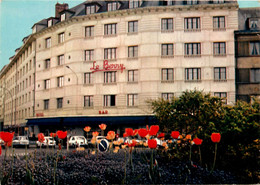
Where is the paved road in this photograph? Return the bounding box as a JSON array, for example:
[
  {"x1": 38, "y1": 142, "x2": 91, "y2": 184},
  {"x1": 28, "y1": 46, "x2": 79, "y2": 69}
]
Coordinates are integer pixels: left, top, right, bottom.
[{"x1": 1, "y1": 145, "x2": 79, "y2": 157}]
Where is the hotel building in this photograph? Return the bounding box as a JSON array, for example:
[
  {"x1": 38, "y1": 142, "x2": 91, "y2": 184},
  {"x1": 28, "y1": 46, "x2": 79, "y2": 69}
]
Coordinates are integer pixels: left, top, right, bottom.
[{"x1": 0, "y1": 0, "x2": 239, "y2": 135}]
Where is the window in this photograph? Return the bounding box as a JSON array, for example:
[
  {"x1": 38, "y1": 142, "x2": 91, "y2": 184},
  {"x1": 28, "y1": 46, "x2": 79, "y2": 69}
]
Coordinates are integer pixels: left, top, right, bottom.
[
  {"x1": 104, "y1": 48, "x2": 117, "y2": 59},
  {"x1": 128, "y1": 46, "x2": 138, "y2": 58},
  {"x1": 162, "y1": 93, "x2": 174, "y2": 100},
  {"x1": 249, "y1": 42, "x2": 260, "y2": 55},
  {"x1": 250, "y1": 68, "x2": 260, "y2": 83},
  {"x1": 45, "y1": 37, "x2": 51, "y2": 48},
  {"x1": 249, "y1": 19, "x2": 259, "y2": 29},
  {"x1": 44, "y1": 99, "x2": 49, "y2": 110},
  {"x1": 162, "y1": 68, "x2": 174, "y2": 81},
  {"x1": 104, "y1": 95, "x2": 116, "y2": 107},
  {"x1": 128, "y1": 70, "x2": 138, "y2": 82},
  {"x1": 214, "y1": 92, "x2": 227, "y2": 104},
  {"x1": 85, "y1": 26, "x2": 94, "y2": 37},
  {"x1": 44, "y1": 79, "x2": 50, "y2": 89},
  {"x1": 104, "y1": 23, "x2": 117, "y2": 35},
  {"x1": 163, "y1": 0, "x2": 174, "y2": 5},
  {"x1": 45, "y1": 59, "x2": 50, "y2": 69},
  {"x1": 184, "y1": 17, "x2": 200, "y2": 31},
  {"x1": 162, "y1": 44, "x2": 174, "y2": 56},
  {"x1": 61, "y1": 13, "x2": 66, "y2": 21},
  {"x1": 214, "y1": 67, "x2": 226, "y2": 81},
  {"x1": 48, "y1": 20, "x2": 52, "y2": 27},
  {"x1": 107, "y1": 2, "x2": 119, "y2": 11},
  {"x1": 128, "y1": 21, "x2": 138, "y2": 33},
  {"x1": 161, "y1": 18, "x2": 173, "y2": 31},
  {"x1": 58, "y1": 55, "x2": 64, "y2": 65},
  {"x1": 58, "y1": 32, "x2": 65, "y2": 43},
  {"x1": 185, "y1": 43, "x2": 201, "y2": 56},
  {"x1": 57, "y1": 98, "x2": 63, "y2": 109},
  {"x1": 104, "y1": 71, "x2": 116, "y2": 83},
  {"x1": 213, "y1": 42, "x2": 226, "y2": 56},
  {"x1": 213, "y1": 16, "x2": 225, "y2": 30},
  {"x1": 213, "y1": 0, "x2": 224, "y2": 4},
  {"x1": 185, "y1": 68, "x2": 201, "y2": 81},
  {"x1": 57, "y1": 76, "x2": 64, "y2": 87},
  {"x1": 86, "y1": 5, "x2": 97, "y2": 14},
  {"x1": 84, "y1": 72, "x2": 93, "y2": 84},
  {"x1": 186, "y1": 0, "x2": 198, "y2": 5},
  {"x1": 127, "y1": 94, "x2": 138, "y2": 106},
  {"x1": 129, "y1": 0, "x2": 141, "y2": 8},
  {"x1": 85, "y1": 50, "x2": 94, "y2": 61},
  {"x1": 84, "y1": 96, "x2": 93, "y2": 107}
]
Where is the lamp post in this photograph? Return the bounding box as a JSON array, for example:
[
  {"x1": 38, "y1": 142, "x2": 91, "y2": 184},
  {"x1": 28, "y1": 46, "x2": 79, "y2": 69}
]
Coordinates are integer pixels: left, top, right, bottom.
[
  {"x1": 0, "y1": 86, "x2": 13, "y2": 130},
  {"x1": 65, "y1": 65, "x2": 79, "y2": 151}
]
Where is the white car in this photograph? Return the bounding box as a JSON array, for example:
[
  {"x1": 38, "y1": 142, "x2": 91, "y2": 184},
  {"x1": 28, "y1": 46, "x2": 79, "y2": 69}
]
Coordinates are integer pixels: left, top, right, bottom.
[
  {"x1": 13, "y1": 136, "x2": 30, "y2": 148},
  {"x1": 36, "y1": 136, "x2": 56, "y2": 147},
  {"x1": 69, "y1": 136, "x2": 88, "y2": 147}
]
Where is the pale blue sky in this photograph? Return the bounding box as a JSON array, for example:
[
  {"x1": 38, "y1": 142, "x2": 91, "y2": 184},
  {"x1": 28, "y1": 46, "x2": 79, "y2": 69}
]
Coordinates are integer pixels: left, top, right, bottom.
[{"x1": 0, "y1": 0, "x2": 259, "y2": 70}]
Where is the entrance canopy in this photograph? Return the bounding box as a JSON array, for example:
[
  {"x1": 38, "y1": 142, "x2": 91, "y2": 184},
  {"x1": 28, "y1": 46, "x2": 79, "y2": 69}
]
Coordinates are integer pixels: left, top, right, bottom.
[{"x1": 27, "y1": 115, "x2": 156, "y2": 127}]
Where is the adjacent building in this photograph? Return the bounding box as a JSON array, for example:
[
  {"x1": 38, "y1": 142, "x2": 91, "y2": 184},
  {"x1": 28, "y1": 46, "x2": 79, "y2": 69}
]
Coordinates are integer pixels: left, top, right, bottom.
[
  {"x1": 0, "y1": 0, "x2": 240, "y2": 135},
  {"x1": 235, "y1": 8, "x2": 260, "y2": 103}
]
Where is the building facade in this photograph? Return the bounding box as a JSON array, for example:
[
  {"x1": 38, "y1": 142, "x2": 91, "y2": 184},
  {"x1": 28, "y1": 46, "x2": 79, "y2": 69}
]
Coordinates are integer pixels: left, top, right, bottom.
[
  {"x1": 0, "y1": 0, "x2": 239, "y2": 135},
  {"x1": 235, "y1": 8, "x2": 260, "y2": 103}
]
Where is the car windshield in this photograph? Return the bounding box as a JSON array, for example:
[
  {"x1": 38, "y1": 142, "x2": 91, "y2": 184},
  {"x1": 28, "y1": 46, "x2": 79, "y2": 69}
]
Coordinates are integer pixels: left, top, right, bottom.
[{"x1": 76, "y1": 136, "x2": 85, "y2": 140}]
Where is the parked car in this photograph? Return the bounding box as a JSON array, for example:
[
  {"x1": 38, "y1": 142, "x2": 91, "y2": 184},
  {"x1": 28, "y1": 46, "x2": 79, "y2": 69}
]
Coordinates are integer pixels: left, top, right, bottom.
[
  {"x1": 36, "y1": 136, "x2": 56, "y2": 147},
  {"x1": 13, "y1": 136, "x2": 30, "y2": 148},
  {"x1": 0, "y1": 138, "x2": 4, "y2": 145},
  {"x1": 68, "y1": 136, "x2": 88, "y2": 147}
]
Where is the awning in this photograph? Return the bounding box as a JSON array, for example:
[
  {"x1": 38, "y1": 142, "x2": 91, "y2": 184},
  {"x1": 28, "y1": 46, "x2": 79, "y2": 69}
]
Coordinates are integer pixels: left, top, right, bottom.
[{"x1": 27, "y1": 115, "x2": 156, "y2": 127}]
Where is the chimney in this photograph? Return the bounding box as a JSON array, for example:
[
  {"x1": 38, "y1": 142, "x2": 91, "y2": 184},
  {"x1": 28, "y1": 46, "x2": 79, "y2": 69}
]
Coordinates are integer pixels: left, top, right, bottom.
[{"x1": 55, "y1": 3, "x2": 69, "y2": 18}]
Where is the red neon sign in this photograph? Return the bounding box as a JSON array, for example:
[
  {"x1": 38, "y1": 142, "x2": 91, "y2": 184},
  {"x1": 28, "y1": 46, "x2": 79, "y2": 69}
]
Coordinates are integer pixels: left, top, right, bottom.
[{"x1": 90, "y1": 60, "x2": 125, "y2": 73}]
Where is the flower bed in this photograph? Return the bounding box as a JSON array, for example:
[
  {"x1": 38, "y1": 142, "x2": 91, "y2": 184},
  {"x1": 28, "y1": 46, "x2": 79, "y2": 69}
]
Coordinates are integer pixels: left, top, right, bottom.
[{"x1": 1, "y1": 150, "x2": 238, "y2": 185}]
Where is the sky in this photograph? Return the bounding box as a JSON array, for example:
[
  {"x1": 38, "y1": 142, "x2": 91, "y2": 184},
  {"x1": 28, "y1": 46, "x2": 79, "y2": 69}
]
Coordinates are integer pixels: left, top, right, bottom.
[{"x1": 0, "y1": 0, "x2": 260, "y2": 71}]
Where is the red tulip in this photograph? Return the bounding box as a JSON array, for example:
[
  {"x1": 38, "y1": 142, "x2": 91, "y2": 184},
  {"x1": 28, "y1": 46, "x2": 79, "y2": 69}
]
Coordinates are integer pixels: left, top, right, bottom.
[
  {"x1": 84, "y1": 126, "x2": 91, "y2": 132},
  {"x1": 106, "y1": 131, "x2": 116, "y2": 140},
  {"x1": 148, "y1": 139, "x2": 157, "y2": 149},
  {"x1": 125, "y1": 128, "x2": 134, "y2": 137},
  {"x1": 157, "y1": 133, "x2": 165, "y2": 138},
  {"x1": 56, "y1": 131, "x2": 67, "y2": 139},
  {"x1": 171, "y1": 131, "x2": 180, "y2": 139},
  {"x1": 123, "y1": 132, "x2": 128, "y2": 138},
  {"x1": 133, "y1": 129, "x2": 139, "y2": 136},
  {"x1": 50, "y1": 133, "x2": 56, "y2": 137},
  {"x1": 149, "y1": 125, "x2": 159, "y2": 136},
  {"x1": 193, "y1": 138, "x2": 203, "y2": 145},
  {"x1": 126, "y1": 139, "x2": 137, "y2": 147},
  {"x1": 92, "y1": 131, "x2": 99, "y2": 137},
  {"x1": 211, "y1": 133, "x2": 221, "y2": 143},
  {"x1": 38, "y1": 133, "x2": 45, "y2": 143},
  {"x1": 0, "y1": 132, "x2": 14, "y2": 144},
  {"x1": 138, "y1": 128, "x2": 148, "y2": 138},
  {"x1": 99, "y1": 123, "x2": 107, "y2": 130}
]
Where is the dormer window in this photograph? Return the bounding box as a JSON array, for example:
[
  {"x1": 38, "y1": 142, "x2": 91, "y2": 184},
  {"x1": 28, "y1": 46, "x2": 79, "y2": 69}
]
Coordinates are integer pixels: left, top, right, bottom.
[
  {"x1": 48, "y1": 20, "x2": 52, "y2": 27},
  {"x1": 86, "y1": 5, "x2": 98, "y2": 14},
  {"x1": 107, "y1": 2, "x2": 120, "y2": 11},
  {"x1": 213, "y1": 0, "x2": 224, "y2": 3},
  {"x1": 186, "y1": 0, "x2": 198, "y2": 5},
  {"x1": 61, "y1": 13, "x2": 66, "y2": 21},
  {"x1": 248, "y1": 18, "x2": 259, "y2": 30},
  {"x1": 129, "y1": 0, "x2": 142, "y2": 8}
]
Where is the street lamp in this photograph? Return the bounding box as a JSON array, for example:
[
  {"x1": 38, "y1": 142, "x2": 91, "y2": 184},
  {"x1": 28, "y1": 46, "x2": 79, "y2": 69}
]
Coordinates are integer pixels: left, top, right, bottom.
[
  {"x1": 0, "y1": 86, "x2": 13, "y2": 130},
  {"x1": 66, "y1": 65, "x2": 78, "y2": 85},
  {"x1": 65, "y1": 65, "x2": 79, "y2": 151}
]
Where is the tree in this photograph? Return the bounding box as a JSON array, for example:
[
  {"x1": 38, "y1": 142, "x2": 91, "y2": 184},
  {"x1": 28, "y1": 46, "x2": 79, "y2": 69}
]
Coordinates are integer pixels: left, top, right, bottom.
[{"x1": 149, "y1": 90, "x2": 260, "y2": 183}]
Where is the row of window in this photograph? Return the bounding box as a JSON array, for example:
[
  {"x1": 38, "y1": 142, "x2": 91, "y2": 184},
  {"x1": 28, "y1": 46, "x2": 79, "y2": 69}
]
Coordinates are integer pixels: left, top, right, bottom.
[
  {"x1": 43, "y1": 67, "x2": 227, "y2": 89},
  {"x1": 45, "y1": 16, "x2": 226, "y2": 49},
  {"x1": 82, "y1": 0, "x2": 225, "y2": 15},
  {"x1": 43, "y1": 91, "x2": 227, "y2": 110}
]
